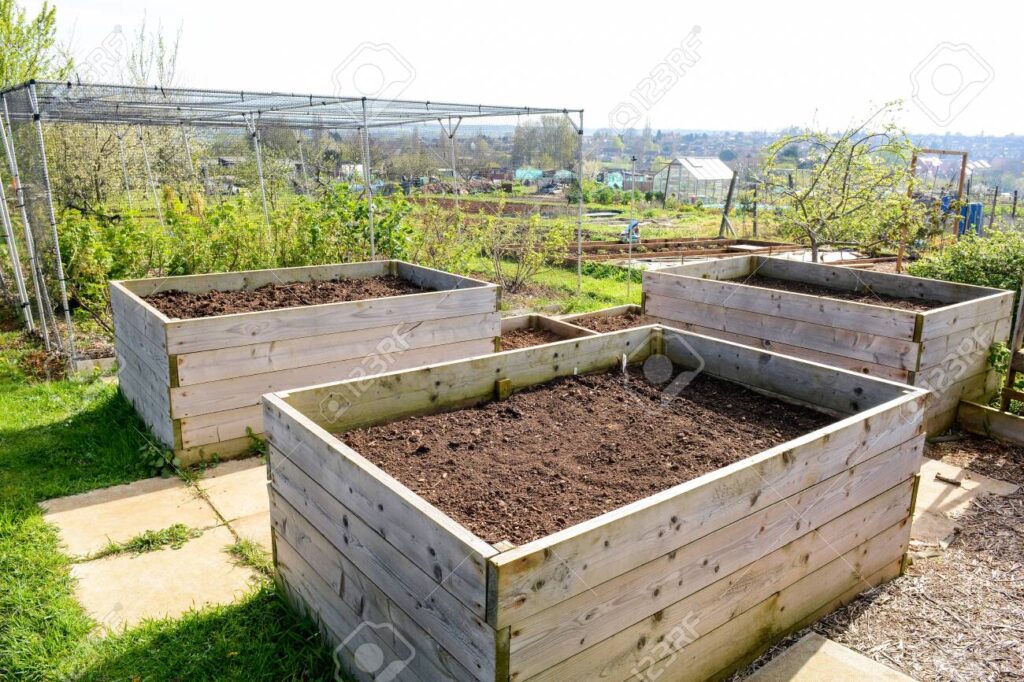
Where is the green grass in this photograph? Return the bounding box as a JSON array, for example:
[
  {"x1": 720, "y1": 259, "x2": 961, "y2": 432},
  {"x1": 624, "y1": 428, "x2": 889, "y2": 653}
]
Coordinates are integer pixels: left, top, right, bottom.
[
  {"x1": 0, "y1": 323, "x2": 336, "y2": 680},
  {"x1": 92, "y1": 523, "x2": 202, "y2": 559}
]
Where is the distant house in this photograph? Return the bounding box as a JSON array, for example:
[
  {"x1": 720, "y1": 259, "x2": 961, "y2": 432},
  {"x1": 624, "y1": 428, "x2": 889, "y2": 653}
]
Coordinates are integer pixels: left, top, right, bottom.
[
  {"x1": 515, "y1": 167, "x2": 544, "y2": 183},
  {"x1": 651, "y1": 157, "x2": 734, "y2": 201}
]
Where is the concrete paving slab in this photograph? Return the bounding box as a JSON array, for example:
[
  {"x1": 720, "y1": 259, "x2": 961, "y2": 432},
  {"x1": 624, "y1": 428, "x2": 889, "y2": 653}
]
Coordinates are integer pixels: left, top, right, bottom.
[
  {"x1": 40, "y1": 476, "x2": 220, "y2": 558},
  {"x1": 229, "y1": 511, "x2": 273, "y2": 553},
  {"x1": 70, "y1": 525, "x2": 258, "y2": 631},
  {"x1": 912, "y1": 458, "x2": 1018, "y2": 544},
  {"x1": 198, "y1": 457, "x2": 269, "y2": 522},
  {"x1": 747, "y1": 633, "x2": 915, "y2": 681}
]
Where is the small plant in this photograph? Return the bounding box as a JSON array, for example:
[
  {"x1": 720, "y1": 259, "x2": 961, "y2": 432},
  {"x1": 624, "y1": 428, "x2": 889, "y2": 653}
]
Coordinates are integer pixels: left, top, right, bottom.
[
  {"x1": 227, "y1": 538, "x2": 274, "y2": 578},
  {"x1": 245, "y1": 426, "x2": 267, "y2": 457},
  {"x1": 140, "y1": 438, "x2": 181, "y2": 478},
  {"x1": 93, "y1": 523, "x2": 201, "y2": 559}
]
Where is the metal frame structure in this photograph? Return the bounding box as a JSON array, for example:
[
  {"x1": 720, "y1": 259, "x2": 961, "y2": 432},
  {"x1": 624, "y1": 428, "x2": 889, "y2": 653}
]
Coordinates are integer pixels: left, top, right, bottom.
[{"x1": 0, "y1": 80, "x2": 585, "y2": 362}]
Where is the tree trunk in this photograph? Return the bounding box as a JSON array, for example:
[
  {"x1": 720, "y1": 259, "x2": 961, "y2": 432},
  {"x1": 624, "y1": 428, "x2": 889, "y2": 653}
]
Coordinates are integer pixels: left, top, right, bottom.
[{"x1": 810, "y1": 239, "x2": 820, "y2": 263}]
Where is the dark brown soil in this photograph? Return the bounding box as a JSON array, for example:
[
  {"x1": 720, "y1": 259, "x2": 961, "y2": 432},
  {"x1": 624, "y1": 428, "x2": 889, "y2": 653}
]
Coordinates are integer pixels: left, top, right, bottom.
[
  {"x1": 572, "y1": 310, "x2": 658, "y2": 332},
  {"x1": 144, "y1": 276, "x2": 427, "y2": 319},
  {"x1": 501, "y1": 327, "x2": 564, "y2": 350},
  {"x1": 734, "y1": 274, "x2": 943, "y2": 311},
  {"x1": 341, "y1": 367, "x2": 834, "y2": 544}
]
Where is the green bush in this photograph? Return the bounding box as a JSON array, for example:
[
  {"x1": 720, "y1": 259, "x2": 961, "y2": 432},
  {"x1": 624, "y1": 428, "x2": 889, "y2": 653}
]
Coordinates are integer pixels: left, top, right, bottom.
[{"x1": 907, "y1": 230, "x2": 1024, "y2": 291}]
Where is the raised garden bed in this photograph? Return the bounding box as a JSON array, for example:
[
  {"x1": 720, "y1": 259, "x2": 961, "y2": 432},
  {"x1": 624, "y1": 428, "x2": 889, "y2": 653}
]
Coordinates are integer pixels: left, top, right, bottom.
[
  {"x1": 560, "y1": 304, "x2": 658, "y2": 332},
  {"x1": 498, "y1": 314, "x2": 594, "y2": 350},
  {"x1": 644, "y1": 255, "x2": 1013, "y2": 434},
  {"x1": 110, "y1": 261, "x2": 500, "y2": 464},
  {"x1": 264, "y1": 326, "x2": 927, "y2": 681}
]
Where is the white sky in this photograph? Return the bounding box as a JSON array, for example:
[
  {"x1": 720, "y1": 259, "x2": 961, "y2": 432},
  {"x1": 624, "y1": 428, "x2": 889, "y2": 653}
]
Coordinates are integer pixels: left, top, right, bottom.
[{"x1": 27, "y1": 0, "x2": 1024, "y2": 135}]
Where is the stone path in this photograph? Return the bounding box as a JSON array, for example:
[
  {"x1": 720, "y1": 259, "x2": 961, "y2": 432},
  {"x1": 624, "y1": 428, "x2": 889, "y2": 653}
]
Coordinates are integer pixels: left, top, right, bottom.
[
  {"x1": 40, "y1": 457, "x2": 270, "y2": 630},
  {"x1": 747, "y1": 633, "x2": 915, "y2": 681}
]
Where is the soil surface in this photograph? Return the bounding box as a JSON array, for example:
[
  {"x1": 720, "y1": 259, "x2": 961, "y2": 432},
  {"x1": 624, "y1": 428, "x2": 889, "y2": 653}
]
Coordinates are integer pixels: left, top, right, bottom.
[
  {"x1": 572, "y1": 310, "x2": 658, "y2": 332},
  {"x1": 734, "y1": 433, "x2": 1024, "y2": 681},
  {"x1": 734, "y1": 274, "x2": 943, "y2": 311},
  {"x1": 144, "y1": 276, "x2": 426, "y2": 319},
  {"x1": 501, "y1": 327, "x2": 564, "y2": 350},
  {"x1": 341, "y1": 367, "x2": 834, "y2": 544}
]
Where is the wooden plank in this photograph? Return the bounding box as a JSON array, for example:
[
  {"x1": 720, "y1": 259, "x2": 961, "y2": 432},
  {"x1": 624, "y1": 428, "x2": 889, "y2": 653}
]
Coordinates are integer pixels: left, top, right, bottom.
[
  {"x1": 269, "y1": 487, "x2": 495, "y2": 680},
  {"x1": 655, "y1": 255, "x2": 755, "y2": 281},
  {"x1": 958, "y1": 401, "x2": 1024, "y2": 446},
  {"x1": 924, "y1": 369, "x2": 994, "y2": 417},
  {"x1": 395, "y1": 260, "x2": 495, "y2": 292},
  {"x1": 558, "y1": 304, "x2": 642, "y2": 323},
  {"x1": 279, "y1": 327, "x2": 658, "y2": 432},
  {"x1": 119, "y1": 260, "x2": 389, "y2": 297},
  {"x1": 176, "y1": 312, "x2": 500, "y2": 386},
  {"x1": 640, "y1": 557, "x2": 904, "y2": 682},
  {"x1": 507, "y1": 446, "x2": 918, "y2": 679},
  {"x1": 644, "y1": 271, "x2": 918, "y2": 340},
  {"x1": 647, "y1": 295, "x2": 919, "y2": 370},
  {"x1": 179, "y1": 404, "x2": 262, "y2": 449},
  {"x1": 758, "y1": 256, "x2": 1004, "y2": 304},
  {"x1": 275, "y1": 533, "x2": 477, "y2": 682},
  {"x1": 488, "y1": 392, "x2": 924, "y2": 628},
  {"x1": 918, "y1": 317, "x2": 1010, "y2": 368},
  {"x1": 664, "y1": 329, "x2": 918, "y2": 415},
  {"x1": 918, "y1": 291, "x2": 1014, "y2": 341},
  {"x1": 175, "y1": 433, "x2": 255, "y2": 466},
  {"x1": 264, "y1": 398, "x2": 496, "y2": 616},
  {"x1": 165, "y1": 286, "x2": 499, "y2": 354},
  {"x1": 653, "y1": 318, "x2": 909, "y2": 382},
  {"x1": 109, "y1": 281, "x2": 170, "y2": 349},
  {"x1": 114, "y1": 341, "x2": 174, "y2": 447},
  {"x1": 523, "y1": 510, "x2": 910, "y2": 682},
  {"x1": 925, "y1": 404, "x2": 960, "y2": 436},
  {"x1": 535, "y1": 316, "x2": 597, "y2": 340},
  {"x1": 171, "y1": 338, "x2": 495, "y2": 417}
]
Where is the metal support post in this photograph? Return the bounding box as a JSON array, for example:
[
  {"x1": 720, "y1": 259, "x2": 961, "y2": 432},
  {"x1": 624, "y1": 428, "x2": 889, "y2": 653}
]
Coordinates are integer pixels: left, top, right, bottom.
[
  {"x1": 138, "y1": 125, "x2": 164, "y2": 227},
  {"x1": 115, "y1": 128, "x2": 134, "y2": 209},
  {"x1": 440, "y1": 116, "x2": 463, "y2": 212},
  {"x1": 244, "y1": 115, "x2": 272, "y2": 239},
  {"x1": 628, "y1": 155, "x2": 636, "y2": 301},
  {"x1": 1, "y1": 95, "x2": 51, "y2": 349},
  {"x1": 0, "y1": 167, "x2": 33, "y2": 329},
  {"x1": 29, "y1": 83, "x2": 76, "y2": 360},
  {"x1": 182, "y1": 125, "x2": 197, "y2": 182},
  {"x1": 360, "y1": 98, "x2": 376, "y2": 259}
]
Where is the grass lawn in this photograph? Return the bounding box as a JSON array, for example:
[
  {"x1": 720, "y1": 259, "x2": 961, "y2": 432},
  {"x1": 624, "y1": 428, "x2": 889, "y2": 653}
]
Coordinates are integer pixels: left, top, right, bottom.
[{"x1": 0, "y1": 321, "x2": 337, "y2": 680}]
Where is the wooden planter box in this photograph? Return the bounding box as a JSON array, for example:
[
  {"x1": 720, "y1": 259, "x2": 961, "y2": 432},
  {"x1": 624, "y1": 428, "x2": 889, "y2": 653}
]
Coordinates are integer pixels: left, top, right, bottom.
[
  {"x1": 498, "y1": 313, "x2": 595, "y2": 350},
  {"x1": 559, "y1": 303, "x2": 642, "y2": 326},
  {"x1": 263, "y1": 326, "x2": 926, "y2": 682},
  {"x1": 110, "y1": 261, "x2": 500, "y2": 464},
  {"x1": 644, "y1": 256, "x2": 1013, "y2": 434}
]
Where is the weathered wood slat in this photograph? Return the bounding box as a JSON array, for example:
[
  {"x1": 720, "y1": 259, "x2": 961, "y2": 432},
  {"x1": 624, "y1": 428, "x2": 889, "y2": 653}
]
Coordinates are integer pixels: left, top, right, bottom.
[
  {"x1": 918, "y1": 291, "x2": 1014, "y2": 340},
  {"x1": 279, "y1": 327, "x2": 658, "y2": 432},
  {"x1": 179, "y1": 404, "x2": 262, "y2": 449},
  {"x1": 653, "y1": 317, "x2": 909, "y2": 382},
  {"x1": 270, "y1": 485, "x2": 495, "y2": 680},
  {"x1": 119, "y1": 261, "x2": 390, "y2": 297},
  {"x1": 918, "y1": 317, "x2": 1010, "y2": 368},
  {"x1": 664, "y1": 329, "x2": 915, "y2": 415},
  {"x1": 957, "y1": 401, "x2": 1024, "y2": 446},
  {"x1": 534, "y1": 533, "x2": 905, "y2": 682},
  {"x1": 265, "y1": 399, "x2": 496, "y2": 616},
  {"x1": 523, "y1": 511, "x2": 910, "y2": 682},
  {"x1": 644, "y1": 272, "x2": 918, "y2": 340},
  {"x1": 176, "y1": 312, "x2": 500, "y2": 386},
  {"x1": 165, "y1": 286, "x2": 499, "y2": 355},
  {"x1": 647, "y1": 295, "x2": 920, "y2": 370},
  {"x1": 507, "y1": 446, "x2": 918, "y2": 679},
  {"x1": 175, "y1": 433, "x2": 254, "y2": 466},
  {"x1": 110, "y1": 282, "x2": 169, "y2": 350},
  {"x1": 489, "y1": 391, "x2": 924, "y2": 628},
  {"x1": 499, "y1": 314, "x2": 596, "y2": 342},
  {"x1": 758, "y1": 256, "x2": 1002, "y2": 304},
  {"x1": 276, "y1": 533, "x2": 476, "y2": 682},
  {"x1": 558, "y1": 304, "x2": 642, "y2": 324},
  {"x1": 171, "y1": 337, "x2": 494, "y2": 417},
  {"x1": 656, "y1": 256, "x2": 755, "y2": 281}
]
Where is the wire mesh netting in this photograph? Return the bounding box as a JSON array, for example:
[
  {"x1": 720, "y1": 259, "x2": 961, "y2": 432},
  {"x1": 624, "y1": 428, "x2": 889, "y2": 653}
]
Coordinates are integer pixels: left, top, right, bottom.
[{"x1": 0, "y1": 81, "x2": 585, "y2": 363}]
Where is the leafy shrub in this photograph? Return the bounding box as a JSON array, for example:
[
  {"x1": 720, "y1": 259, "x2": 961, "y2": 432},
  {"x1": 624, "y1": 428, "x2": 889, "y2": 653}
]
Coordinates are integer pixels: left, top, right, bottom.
[
  {"x1": 908, "y1": 230, "x2": 1024, "y2": 291},
  {"x1": 481, "y1": 205, "x2": 572, "y2": 292}
]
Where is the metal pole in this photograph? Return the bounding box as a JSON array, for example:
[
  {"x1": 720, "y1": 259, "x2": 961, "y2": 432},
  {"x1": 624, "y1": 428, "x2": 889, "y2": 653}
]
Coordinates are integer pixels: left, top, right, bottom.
[
  {"x1": 138, "y1": 125, "x2": 164, "y2": 227},
  {"x1": 628, "y1": 155, "x2": 636, "y2": 301},
  {"x1": 575, "y1": 111, "x2": 585, "y2": 293},
  {"x1": 442, "y1": 116, "x2": 463, "y2": 213},
  {"x1": 752, "y1": 182, "x2": 759, "y2": 237},
  {"x1": 1012, "y1": 190, "x2": 1018, "y2": 222},
  {"x1": 29, "y1": 83, "x2": 76, "y2": 361},
  {"x1": 1, "y1": 95, "x2": 51, "y2": 349},
  {"x1": 360, "y1": 98, "x2": 376, "y2": 259},
  {"x1": 989, "y1": 185, "x2": 998, "y2": 231},
  {"x1": 245, "y1": 115, "x2": 272, "y2": 238},
  {"x1": 115, "y1": 129, "x2": 134, "y2": 209},
  {"x1": 0, "y1": 167, "x2": 33, "y2": 329},
  {"x1": 295, "y1": 130, "x2": 309, "y2": 195},
  {"x1": 182, "y1": 125, "x2": 197, "y2": 183},
  {"x1": 955, "y1": 153, "x2": 968, "y2": 236}
]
